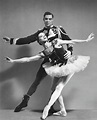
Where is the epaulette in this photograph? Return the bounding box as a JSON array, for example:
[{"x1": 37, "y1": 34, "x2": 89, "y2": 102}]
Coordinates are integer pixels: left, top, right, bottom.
[
  {"x1": 59, "y1": 25, "x2": 62, "y2": 28},
  {"x1": 38, "y1": 28, "x2": 41, "y2": 31},
  {"x1": 38, "y1": 28, "x2": 43, "y2": 31}
]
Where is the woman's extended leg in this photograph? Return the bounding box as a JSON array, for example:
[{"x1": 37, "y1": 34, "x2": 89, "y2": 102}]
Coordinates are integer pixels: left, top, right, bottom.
[
  {"x1": 53, "y1": 73, "x2": 74, "y2": 116},
  {"x1": 41, "y1": 73, "x2": 74, "y2": 119},
  {"x1": 53, "y1": 95, "x2": 67, "y2": 116}
]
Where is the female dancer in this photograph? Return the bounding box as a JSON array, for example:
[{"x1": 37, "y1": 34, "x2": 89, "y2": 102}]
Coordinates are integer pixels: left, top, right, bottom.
[{"x1": 6, "y1": 33, "x2": 94, "y2": 119}]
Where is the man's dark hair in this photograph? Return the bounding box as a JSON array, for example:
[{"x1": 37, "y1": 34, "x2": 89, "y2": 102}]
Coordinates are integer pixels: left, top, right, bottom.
[{"x1": 43, "y1": 12, "x2": 54, "y2": 18}]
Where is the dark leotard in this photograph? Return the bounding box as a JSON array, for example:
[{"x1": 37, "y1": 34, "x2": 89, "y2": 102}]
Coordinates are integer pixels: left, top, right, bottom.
[{"x1": 42, "y1": 46, "x2": 68, "y2": 66}]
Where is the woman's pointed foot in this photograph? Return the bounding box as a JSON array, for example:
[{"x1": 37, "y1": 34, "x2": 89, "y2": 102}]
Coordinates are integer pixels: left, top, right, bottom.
[
  {"x1": 53, "y1": 110, "x2": 67, "y2": 117},
  {"x1": 41, "y1": 106, "x2": 50, "y2": 120},
  {"x1": 40, "y1": 117, "x2": 45, "y2": 120}
]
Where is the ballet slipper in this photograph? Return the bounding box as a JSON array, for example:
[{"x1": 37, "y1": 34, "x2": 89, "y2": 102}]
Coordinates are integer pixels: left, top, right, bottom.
[
  {"x1": 41, "y1": 105, "x2": 50, "y2": 120},
  {"x1": 53, "y1": 110, "x2": 67, "y2": 117}
]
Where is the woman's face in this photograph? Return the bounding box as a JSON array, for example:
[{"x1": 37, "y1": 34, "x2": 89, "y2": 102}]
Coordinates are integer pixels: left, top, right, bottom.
[{"x1": 38, "y1": 33, "x2": 48, "y2": 43}]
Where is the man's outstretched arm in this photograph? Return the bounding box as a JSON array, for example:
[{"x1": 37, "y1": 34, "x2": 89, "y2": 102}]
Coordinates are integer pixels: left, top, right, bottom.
[{"x1": 3, "y1": 31, "x2": 39, "y2": 45}]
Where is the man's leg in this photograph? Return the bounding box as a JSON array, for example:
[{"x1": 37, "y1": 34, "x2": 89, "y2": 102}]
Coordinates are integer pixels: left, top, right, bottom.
[{"x1": 14, "y1": 65, "x2": 47, "y2": 112}]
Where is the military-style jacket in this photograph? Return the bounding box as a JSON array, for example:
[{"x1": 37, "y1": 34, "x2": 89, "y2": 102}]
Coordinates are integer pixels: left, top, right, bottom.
[{"x1": 10, "y1": 25, "x2": 73, "y2": 53}]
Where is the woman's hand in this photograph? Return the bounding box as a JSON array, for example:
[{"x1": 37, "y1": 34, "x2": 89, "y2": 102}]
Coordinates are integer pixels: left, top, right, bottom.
[
  {"x1": 86, "y1": 33, "x2": 94, "y2": 42},
  {"x1": 5, "y1": 57, "x2": 14, "y2": 63}
]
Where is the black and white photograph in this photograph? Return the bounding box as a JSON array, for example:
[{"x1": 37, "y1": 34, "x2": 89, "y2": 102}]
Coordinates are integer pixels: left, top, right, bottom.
[{"x1": 0, "y1": 0, "x2": 97, "y2": 120}]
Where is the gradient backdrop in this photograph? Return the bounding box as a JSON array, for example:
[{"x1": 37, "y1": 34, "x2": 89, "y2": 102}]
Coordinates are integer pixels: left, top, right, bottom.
[{"x1": 0, "y1": 0, "x2": 97, "y2": 110}]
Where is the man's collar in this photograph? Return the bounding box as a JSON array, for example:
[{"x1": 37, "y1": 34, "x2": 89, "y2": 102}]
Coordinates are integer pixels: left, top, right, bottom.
[{"x1": 44, "y1": 25, "x2": 54, "y2": 29}]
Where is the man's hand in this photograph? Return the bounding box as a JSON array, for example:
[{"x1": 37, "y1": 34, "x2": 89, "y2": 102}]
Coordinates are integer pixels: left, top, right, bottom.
[
  {"x1": 3, "y1": 36, "x2": 11, "y2": 43},
  {"x1": 64, "y1": 50, "x2": 71, "y2": 59}
]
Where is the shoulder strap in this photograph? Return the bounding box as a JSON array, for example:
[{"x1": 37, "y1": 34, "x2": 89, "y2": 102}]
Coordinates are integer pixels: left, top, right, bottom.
[
  {"x1": 56, "y1": 26, "x2": 61, "y2": 38},
  {"x1": 57, "y1": 26, "x2": 68, "y2": 38}
]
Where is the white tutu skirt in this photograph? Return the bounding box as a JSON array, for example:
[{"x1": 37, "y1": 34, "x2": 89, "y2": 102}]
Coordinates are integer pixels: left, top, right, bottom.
[{"x1": 43, "y1": 55, "x2": 90, "y2": 77}]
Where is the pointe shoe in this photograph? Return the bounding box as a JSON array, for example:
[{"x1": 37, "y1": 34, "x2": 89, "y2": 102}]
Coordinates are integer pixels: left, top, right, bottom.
[
  {"x1": 53, "y1": 110, "x2": 67, "y2": 117},
  {"x1": 41, "y1": 106, "x2": 50, "y2": 120}
]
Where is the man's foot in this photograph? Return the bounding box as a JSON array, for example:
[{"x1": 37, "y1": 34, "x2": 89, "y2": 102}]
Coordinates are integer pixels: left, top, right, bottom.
[
  {"x1": 53, "y1": 110, "x2": 67, "y2": 117},
  {"x1": 14, "y1": 95, "x2": 30, "y2": 112}
]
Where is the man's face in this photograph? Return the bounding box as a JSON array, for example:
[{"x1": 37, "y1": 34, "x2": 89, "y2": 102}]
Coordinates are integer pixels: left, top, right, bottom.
[{"x1": 43, "y1": 15, "x2": 53, "y2": 27}]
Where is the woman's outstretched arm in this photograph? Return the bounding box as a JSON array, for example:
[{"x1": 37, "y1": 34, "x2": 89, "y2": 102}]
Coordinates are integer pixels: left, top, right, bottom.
[
  {"x1": 72, "y1": 33, "x2": 94, "y2": 43},
  {"x1": 5, "y1": 53, "x2": 44, "y2": 63},
  {"x1": 57, "y1": 33, "x2": 94, "y2": 45}
]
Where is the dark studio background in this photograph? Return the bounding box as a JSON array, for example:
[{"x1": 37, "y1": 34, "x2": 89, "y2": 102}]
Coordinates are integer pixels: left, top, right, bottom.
[{"x1": 0, "y1": 0, "x2": 97, "y2": 110}]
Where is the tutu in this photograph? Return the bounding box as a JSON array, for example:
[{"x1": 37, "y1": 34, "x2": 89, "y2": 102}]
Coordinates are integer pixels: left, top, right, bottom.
[{"x1": 43, "y1": 55, "x2": 90, "y2": 77}]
